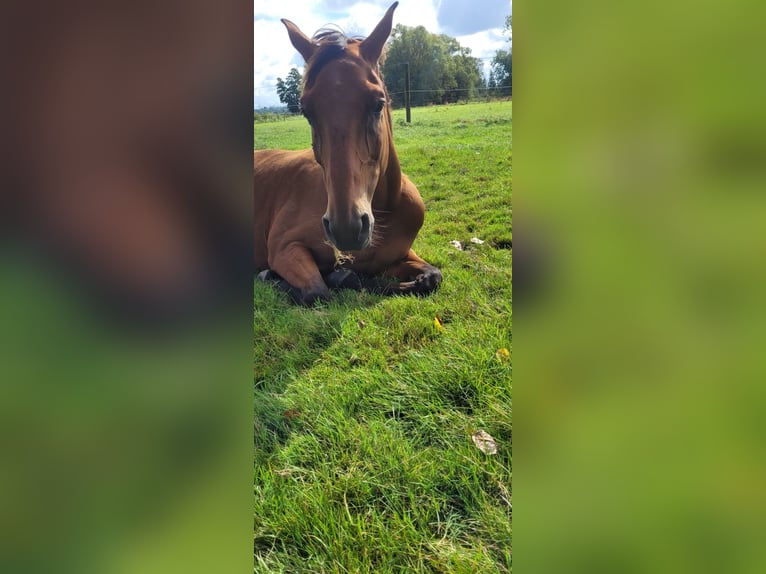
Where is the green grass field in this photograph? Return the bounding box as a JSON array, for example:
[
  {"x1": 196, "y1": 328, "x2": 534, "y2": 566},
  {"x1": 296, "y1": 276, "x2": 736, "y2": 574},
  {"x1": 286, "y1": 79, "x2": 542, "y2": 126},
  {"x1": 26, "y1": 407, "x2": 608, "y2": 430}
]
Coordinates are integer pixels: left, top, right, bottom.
[{"x1": 254, "y1": 101, "x2": 512, "y2": 572}]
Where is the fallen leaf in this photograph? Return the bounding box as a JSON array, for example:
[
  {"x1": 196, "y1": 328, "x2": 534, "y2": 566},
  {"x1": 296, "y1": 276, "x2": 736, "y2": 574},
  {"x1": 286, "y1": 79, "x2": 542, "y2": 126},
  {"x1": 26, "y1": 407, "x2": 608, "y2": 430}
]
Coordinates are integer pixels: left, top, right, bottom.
[
  {"x1": 470, "y1": 237, "x2": 485, "y2": 244},
  {"x1": 283, "y1": 409, "x2": 300, "y2": 420},
  {"x1": 434, "y1": 316, "x2": 444, "y2": 330},
  {"x1": 472, "y1": 430, "x2": 498, "y2": 455},
  {"x1": 449, "y1": 240, "x2": 464, "y2": 250},
  {"x1": 358, "y1": 320, "x2": 366, "y2": 329},
  {"x1": 496, "y1": 348, "x2": 510, "y2": 362}
]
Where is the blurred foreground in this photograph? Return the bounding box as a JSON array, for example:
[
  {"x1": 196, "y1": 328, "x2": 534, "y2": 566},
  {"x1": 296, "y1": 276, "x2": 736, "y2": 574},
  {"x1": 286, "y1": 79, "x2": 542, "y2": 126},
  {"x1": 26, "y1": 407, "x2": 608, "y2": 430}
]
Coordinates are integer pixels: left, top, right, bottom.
[
  {"x1": 1, "y1": 2, "x2": 252, "y2": 572},
  {"x1": 519, "y1": 1, "x2": 766, "y2": 572}
]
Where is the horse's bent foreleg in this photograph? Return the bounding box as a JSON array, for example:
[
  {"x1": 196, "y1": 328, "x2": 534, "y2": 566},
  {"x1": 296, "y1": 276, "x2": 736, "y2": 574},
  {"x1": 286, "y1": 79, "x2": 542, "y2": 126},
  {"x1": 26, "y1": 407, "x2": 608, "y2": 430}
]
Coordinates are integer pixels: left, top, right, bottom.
[
  {"x1": 323, "y1": 268, "x2": 362, "y2": 290},
  {"x1": 378, "y1": 249, "x2": 442, "y2": 296},
  {"x1": 267, "y1": 244, "x2": 330, "y2": 305},
  {"x1": 256, "y1": 269, "x2": 303, "y2": 302}
]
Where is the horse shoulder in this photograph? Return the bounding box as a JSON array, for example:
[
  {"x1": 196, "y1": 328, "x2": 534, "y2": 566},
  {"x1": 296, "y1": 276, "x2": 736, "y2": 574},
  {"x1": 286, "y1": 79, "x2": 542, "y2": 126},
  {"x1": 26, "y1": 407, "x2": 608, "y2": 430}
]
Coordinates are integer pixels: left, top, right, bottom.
[{"x1": 255, "y1": 149, "x2": 323, "y2": 268}]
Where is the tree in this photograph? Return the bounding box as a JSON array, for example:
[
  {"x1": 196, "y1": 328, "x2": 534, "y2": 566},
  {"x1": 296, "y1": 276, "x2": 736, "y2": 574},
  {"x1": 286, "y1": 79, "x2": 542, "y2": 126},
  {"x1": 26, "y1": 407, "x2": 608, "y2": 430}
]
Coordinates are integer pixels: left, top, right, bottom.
[
  {"x1": 276, "y1": 68, "x2": 302, "y2": 113},
  {"x1": 490, "y1": 50, "x2": 511, "y2": 95},
  {"x1": 490, "y1": 15, "x2": 512, "y2": 96},
  {"x1": 382, "y1": 25, "x2": 484, "y2": 107}
]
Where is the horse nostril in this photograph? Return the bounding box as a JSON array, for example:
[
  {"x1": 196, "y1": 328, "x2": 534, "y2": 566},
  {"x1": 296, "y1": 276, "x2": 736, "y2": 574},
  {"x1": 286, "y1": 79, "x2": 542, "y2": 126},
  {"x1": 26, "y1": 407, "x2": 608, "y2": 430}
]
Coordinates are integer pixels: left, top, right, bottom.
[
  {"x1": 359, "y1": 213, "x2": 371, "y2": 240},
  {"x1": 322, "y1": 216, "x2": 333, "y2": 241}
]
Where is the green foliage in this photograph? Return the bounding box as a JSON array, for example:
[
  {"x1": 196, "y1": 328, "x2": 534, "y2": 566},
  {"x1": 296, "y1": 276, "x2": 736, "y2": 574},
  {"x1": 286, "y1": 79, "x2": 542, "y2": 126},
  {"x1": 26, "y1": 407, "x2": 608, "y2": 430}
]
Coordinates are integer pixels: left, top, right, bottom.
[
  {"x1": 382, "y1": 25, "x2": 485, "y2": 107},
  {"x1": 491, "y1": 50, "x2": 512, "y2": 95},
  {"x1": 276, "y1": 67, "x2": 303, "y2": 114},
  {"x1": 253, "y1": 112, "x2": 289, "y2": 124},
  {"x1": 490, "y1": 14, "x2": 512, "y2": 96},
  {"x1": 254, "y1": 102, "x2": 512, "y2": 572}
]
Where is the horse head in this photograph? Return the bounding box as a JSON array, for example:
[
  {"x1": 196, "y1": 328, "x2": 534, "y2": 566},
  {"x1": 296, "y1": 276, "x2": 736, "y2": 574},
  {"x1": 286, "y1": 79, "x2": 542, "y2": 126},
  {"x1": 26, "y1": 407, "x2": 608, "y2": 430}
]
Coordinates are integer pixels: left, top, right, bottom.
[{"x1": 281, "y1": 2, "x2": 398, "y2": 252}]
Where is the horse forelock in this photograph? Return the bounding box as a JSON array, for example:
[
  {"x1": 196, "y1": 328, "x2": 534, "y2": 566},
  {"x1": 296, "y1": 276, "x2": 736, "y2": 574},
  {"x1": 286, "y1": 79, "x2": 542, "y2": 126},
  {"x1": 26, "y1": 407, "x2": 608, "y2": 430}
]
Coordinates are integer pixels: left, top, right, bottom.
[
  {"x1": 312, "y1": 27, "x2": 357, "y2": 46},
  {"x1": 303, "y1": 28, "x2": 386, "y2": 91}
]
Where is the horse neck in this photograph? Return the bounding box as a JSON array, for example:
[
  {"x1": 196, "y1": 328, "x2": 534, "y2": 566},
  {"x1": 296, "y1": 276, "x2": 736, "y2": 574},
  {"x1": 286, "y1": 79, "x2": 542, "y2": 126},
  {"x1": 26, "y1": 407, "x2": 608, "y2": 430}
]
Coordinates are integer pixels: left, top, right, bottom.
[{"x1": 372, "y1": 109, "x2": 402, "y2": 211}]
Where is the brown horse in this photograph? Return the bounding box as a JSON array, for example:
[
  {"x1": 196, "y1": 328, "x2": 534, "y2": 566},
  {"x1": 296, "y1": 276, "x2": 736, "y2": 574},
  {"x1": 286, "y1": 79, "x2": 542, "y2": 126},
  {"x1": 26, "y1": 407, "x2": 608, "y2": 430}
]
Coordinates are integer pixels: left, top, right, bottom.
[{"x1": 254, "y1": 1, "x2": 442, "y2": 305}]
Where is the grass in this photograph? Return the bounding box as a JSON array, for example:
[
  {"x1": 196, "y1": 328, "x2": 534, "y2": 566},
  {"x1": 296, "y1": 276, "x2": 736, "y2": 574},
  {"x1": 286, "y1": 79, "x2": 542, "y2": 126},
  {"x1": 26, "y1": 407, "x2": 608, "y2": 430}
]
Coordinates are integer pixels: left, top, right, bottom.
[{"x1": 254, "y1": 101, "x2": 512, "y2": 573}]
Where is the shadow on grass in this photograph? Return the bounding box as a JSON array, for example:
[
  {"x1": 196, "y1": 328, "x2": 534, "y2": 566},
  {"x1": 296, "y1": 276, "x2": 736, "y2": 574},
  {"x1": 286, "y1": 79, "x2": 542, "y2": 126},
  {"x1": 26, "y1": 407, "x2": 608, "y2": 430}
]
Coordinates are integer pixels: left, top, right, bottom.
[{"x1": 254, "y1": 281, "x2": 384, "y2": 461}]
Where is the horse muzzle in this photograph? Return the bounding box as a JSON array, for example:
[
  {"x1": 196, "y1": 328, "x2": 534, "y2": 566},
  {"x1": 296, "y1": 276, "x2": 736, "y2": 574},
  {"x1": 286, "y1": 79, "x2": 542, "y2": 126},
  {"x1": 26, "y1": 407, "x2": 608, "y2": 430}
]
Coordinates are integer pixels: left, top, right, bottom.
[{"x1": 322, "y1": 211, "x2": 372, "y2": 252}]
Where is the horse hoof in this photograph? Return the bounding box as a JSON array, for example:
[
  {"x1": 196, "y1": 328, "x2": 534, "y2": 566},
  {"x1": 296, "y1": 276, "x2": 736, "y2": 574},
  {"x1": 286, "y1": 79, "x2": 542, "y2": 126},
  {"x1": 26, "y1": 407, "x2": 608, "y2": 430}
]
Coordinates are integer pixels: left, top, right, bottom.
[
  {"x1": 297, "y1": 287, "x2": 331, "y2": 306},
  {"x1": 272, "y1": 281, "x2": 329, "y2": 306},
  {"x1": 413, "y1": 268, "x2": 443, "y2": 295},
  {"x1": 324, "y1": 269, "x2": 362, "y2": 291}
]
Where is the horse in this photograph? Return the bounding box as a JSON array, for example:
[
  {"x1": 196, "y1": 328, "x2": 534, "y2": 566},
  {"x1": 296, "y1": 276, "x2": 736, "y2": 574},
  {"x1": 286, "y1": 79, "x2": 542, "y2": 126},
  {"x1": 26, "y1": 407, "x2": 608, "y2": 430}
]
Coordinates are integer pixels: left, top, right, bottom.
[{"x1": 254, "y1": 1, "x2": 442, "y2": 305}]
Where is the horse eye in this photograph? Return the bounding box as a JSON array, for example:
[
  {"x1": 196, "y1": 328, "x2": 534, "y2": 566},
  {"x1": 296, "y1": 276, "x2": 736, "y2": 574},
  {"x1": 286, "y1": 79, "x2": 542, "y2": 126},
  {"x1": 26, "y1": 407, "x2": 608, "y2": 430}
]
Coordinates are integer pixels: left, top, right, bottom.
[{"x1": 372, "y1": 99, "x2": 386, "y2": 116}]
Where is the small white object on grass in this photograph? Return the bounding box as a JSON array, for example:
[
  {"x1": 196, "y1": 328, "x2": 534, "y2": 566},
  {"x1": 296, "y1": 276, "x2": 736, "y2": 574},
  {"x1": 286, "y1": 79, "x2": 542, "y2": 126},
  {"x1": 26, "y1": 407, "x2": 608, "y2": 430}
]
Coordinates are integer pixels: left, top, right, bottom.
[{"x1": 471, "y1": 430, "x2": 498, "y2": 455}]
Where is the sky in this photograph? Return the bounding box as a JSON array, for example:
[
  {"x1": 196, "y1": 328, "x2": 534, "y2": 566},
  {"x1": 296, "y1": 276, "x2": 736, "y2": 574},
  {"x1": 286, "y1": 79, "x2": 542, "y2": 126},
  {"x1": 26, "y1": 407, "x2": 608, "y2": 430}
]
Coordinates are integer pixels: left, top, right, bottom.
[{"x1": 254, "y1": 0, "x2": 512, "y2": 108}]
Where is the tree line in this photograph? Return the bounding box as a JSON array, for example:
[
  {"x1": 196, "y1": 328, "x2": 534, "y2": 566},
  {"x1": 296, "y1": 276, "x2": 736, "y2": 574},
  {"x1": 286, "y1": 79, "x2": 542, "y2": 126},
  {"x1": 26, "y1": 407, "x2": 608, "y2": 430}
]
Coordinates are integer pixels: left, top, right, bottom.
[{"x1": 275, "y1": 15, "x2": 511, "y2": 111}]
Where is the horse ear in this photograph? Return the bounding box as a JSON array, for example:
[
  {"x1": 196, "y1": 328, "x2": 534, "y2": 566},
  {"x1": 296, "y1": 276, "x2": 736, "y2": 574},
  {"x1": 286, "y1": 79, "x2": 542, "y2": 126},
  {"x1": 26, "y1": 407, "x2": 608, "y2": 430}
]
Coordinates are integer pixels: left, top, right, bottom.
[
  {"x1": 360, "y1": 2, "x2": 398, "y2": 65},
  {"x1": 281, "y1": 19, "x2": 316, "y2": 63}
]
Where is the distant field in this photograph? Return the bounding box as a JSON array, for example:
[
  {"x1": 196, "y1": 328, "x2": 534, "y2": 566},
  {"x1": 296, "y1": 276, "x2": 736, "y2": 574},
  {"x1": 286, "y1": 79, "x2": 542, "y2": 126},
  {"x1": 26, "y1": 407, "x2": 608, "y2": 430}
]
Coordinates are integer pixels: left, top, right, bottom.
[{"x1": 254, "y1": 101, "x2": 512, "y2": 572}]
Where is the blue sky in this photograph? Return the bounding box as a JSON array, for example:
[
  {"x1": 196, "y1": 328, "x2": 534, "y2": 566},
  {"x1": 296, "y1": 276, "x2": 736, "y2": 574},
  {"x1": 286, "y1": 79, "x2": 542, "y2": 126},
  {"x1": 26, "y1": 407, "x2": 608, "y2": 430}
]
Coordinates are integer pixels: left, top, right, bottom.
[{"x1": 254, "y1": 0, "x2": 512, "y2": 108}]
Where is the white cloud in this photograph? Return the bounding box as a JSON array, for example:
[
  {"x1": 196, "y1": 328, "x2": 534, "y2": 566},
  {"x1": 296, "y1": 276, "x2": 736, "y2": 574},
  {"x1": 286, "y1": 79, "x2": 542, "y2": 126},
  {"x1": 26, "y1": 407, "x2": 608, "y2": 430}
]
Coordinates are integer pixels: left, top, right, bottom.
[
  {"x1": 457, "y1": 27, "x2": 508, "y2": 78},
  {"x1": 254, "y1": 0, "x2": 507, "y2": 108},
  {"x1": 253, "y1": 19, "x2": 300, "y2": 108},
  {"x1": 390, "y1": 1, "x2": 440, "y2": 33}
]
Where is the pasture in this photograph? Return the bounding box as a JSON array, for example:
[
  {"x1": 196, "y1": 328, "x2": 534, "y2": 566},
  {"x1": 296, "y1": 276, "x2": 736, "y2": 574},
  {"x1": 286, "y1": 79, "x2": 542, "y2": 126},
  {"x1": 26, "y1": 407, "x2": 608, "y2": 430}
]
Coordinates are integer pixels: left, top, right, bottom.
[{"x1": 254, "y1": 101, "x2": 512, "y2": 572}]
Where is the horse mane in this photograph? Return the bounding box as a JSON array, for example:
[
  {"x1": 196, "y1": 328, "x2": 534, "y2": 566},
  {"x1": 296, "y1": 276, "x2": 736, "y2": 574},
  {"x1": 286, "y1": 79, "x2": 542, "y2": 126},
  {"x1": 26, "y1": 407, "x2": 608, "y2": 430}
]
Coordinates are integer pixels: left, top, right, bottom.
[{"x1": 303, "y1": 26, "x2": 386, "y2": 89}]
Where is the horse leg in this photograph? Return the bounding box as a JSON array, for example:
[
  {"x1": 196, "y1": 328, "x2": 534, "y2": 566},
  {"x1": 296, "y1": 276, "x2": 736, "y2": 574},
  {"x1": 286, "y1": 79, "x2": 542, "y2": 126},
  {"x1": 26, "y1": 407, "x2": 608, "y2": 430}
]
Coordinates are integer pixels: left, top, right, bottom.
[
  {"x1": 258, "y1": 267, "x2": 362, "y2": 297},
  {"x1": 323, "y1": 268, "x2": 362, "y2": 291},
  {"x1": 256, "y1": 268, "x2": 301, "y2": 301},
  {"x1": 267, "y1": 244, "x2": 331, "y2": 305},
  {"x1": 374, "y1": 249, "x2": 442, "y2": 296}
]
